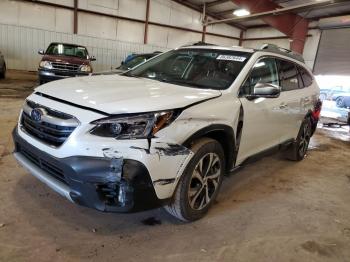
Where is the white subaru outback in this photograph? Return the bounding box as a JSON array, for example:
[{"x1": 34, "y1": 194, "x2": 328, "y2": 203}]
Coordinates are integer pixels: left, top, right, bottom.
[{"x1": 13, "y1": 44, "x2": 321, "y2": 221}]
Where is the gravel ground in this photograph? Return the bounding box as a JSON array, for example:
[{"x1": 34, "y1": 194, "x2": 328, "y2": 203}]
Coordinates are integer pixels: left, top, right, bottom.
[{"x1": 0, "y1": 70, "x2": 349, "y2": 262}]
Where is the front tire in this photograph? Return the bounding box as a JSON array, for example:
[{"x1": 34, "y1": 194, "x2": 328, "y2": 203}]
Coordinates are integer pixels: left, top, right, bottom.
[
  {"x1": 164, "y1": 138, "x2": 225, "y2": 222},
  {"x1": 286, "y1": 118, "x2": 312, "y2": 161}
]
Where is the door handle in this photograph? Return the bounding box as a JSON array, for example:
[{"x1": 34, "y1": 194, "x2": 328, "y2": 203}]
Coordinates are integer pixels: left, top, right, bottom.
[
  {"x1": 279, "y1": 103, "x2": 287, "y2": 109},
  {"x1": 303, "y1": 97, "x2": 310, "y2": 102}
]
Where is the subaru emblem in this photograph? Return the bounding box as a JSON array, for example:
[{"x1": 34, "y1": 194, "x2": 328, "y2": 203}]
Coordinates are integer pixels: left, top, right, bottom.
[{"x1": 30, "y1": 108, "x2": 43, "y2": 122}]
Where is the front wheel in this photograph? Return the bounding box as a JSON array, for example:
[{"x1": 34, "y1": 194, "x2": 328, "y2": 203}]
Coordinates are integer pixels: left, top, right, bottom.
[
  {"x1": 164, "y1": 138, "x2": 225, "y2": 222},
  {"x1": 286, "y1": 118, "x2": 312, "y2": 161}
]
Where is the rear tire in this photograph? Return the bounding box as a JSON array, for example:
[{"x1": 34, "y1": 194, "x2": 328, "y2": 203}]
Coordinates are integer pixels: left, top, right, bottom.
[
  {"x1": 164, "y1": 138, "x2": 225, "y2": 222},
  {"x1": 286, "y1": 118, "x2": 312, "y2": 161}
]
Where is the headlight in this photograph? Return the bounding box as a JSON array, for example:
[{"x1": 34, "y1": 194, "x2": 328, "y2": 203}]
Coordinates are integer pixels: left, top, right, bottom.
[
  {"x1": 90, "y1": 111, "x2": 178, "y2": 139},
  {"x1": 80, "y1": 65, "x2": 92, "y2": 72},
  {"x1": 39, "y1": 61, "x2": 53, "y2": 69}
]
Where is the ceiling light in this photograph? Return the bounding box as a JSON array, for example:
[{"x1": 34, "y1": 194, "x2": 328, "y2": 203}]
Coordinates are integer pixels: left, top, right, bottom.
[{"x1": 233, "y1": 9, "x2": 250, "y2": 17}]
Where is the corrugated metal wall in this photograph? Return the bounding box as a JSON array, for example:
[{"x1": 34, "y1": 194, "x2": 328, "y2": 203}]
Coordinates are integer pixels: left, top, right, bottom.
[{"x1": 0, "y1": 23, "x2": 169, "y2": 72}]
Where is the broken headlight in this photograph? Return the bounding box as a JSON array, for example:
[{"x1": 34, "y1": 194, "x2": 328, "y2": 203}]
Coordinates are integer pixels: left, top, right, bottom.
[{"x1": 90, "y1": 111, "x2": 179, "y2": 139}]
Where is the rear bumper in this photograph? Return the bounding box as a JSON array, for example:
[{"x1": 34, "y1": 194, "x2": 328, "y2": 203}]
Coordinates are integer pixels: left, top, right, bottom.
[
  {"x1": 13, "y1": 127, "x2": 161, "y2": 212},
  {"x1": 38, "y1": 69, "x2": 89, "y2": 83}
]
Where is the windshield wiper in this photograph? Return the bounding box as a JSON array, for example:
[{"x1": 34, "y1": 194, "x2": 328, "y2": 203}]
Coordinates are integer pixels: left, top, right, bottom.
[{"x1": 158, "y1": 78, "x2": 209, "y2": 89}]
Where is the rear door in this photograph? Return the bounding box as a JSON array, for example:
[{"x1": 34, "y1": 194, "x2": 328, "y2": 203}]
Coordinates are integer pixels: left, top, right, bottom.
[
  {"x1": 236, "y1": 57, "x2": 285, "y2": 164},
  {"x1": 277, "y1": 60, "x2": 314, "y2": 140},
  {"x1": 276, "y1": 59, "x2": 303, "y2": 141}
]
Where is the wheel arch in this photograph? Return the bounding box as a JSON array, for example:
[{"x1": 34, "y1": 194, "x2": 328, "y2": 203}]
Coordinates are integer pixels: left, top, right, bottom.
[{"x1": 182, "y1": 124, "x2": 236, "y2": 172}]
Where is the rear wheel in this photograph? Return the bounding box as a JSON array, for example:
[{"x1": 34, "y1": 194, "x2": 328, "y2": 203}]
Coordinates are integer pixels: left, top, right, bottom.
[
  {"x1": 164, "y1": 138, "x2": 225, "y2": 222},
  {"x1": 286, "y1": 118, "x2": 312, "y2": 161},
  {"x1": 336, "y1": 97, "x2": 345, "y2": 108}
]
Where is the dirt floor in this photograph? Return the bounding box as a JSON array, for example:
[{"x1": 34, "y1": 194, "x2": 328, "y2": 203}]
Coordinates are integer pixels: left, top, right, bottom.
[{"x1": 0, "y1": 70, "x2": 350, "y2": 262}]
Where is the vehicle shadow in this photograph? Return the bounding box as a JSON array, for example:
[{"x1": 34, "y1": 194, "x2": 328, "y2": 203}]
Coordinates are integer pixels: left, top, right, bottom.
[
  {"x1": 11, "y1": 151, "x2": 299, "y2": 237},
  {"x1": 10, "y1": 131, "x2": 344, "y2": 239}
]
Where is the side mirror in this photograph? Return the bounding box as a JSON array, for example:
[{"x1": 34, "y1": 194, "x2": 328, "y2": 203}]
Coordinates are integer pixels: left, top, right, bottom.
[
  {"x1": 38, "y1": 49, "x2": 45, "y2": 55},
  {"x1": 90, "y1": 55, "x2": 96, "y2": 61},
  {"x1": 247, "y1": 82, "x2": 281, "y2": 100}
]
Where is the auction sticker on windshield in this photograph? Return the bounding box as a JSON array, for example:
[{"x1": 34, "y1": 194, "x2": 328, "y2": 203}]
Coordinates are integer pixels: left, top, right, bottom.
[{"x1": 217, "y1": 55, "x2": 247, "y2": 62}]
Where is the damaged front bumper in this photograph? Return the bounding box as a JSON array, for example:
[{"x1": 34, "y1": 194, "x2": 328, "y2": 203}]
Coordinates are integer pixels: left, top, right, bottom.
[{"x1": 13, "y1": 128, "x2": 193, "y2": 212}]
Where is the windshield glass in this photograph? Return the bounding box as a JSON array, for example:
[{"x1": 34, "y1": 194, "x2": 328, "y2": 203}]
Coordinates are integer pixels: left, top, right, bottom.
[
  {"x1": 124, "y1": 49, "x2": 251, "y2": 90},
  {"x1": 119, "y1": 55, "x2": 151, "y2": 70},
  {"x1": 45, "y1": 43, "x2": 88, "y2": 59}
]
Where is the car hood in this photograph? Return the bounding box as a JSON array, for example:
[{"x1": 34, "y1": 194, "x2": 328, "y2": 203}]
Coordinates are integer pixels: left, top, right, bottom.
[
  {"x1": 42, "y1": 55, "x2": 90, "y2": 65},
  {"x1": 35, "y1": 75, "x2": 222, "y2": 114}
]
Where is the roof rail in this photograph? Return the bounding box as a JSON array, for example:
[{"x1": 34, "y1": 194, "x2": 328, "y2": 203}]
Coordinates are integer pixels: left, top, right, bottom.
[
  {"x1": 181, "y1": 41, "x2": 217, "y2": 47},
  {"x1": 258, "y1": 44, "x2": 305, "y2": 63}
]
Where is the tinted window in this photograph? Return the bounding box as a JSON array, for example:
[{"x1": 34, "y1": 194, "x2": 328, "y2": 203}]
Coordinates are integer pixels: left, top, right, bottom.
[
  {"x1": 240, "y1": 57, "x2": 279, "y2": 96},
  {"x1": 119, "y1": 55, "x2": 149, "y2": 70},
  {"x1": 125, "y1": 49, "x2": 251, "y2": 90},
  {"x1": 46, "y1": 43, "x2": 88, "y2": 59},
  {"x1": 298, "y1": 66, "x2": 313, "y2": 87},
  {"x1": 278, "y1": 60, "x2": 299, "y2": 91}
]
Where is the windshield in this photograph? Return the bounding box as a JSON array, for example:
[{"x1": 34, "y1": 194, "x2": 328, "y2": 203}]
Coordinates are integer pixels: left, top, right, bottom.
[
  {"x1": 119, "y1": 55, "x2": 151, "y2": 70},
  {"x1": 45, "y1": 43, "x2": 89, "y2": 59},
  {"x1": 124, "y1": 49, "x2": 251, "y2": 90}
]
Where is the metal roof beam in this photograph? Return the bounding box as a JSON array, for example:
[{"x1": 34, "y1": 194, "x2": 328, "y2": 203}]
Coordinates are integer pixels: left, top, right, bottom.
[
  {"x1": 228, "y1": 0, "x2": 311, "y2": 53},
  {"x1": 171, "y1": 0, "x2": 246, "y2": 30},
  {"x1": 213, "y1": 9, "x2": 237, "y2": 16},
  {"x1": 207, "y1": 0, "x2": 230, "y2": 8},
  {"x1": 207, "y1": 0, "x2": 349, "y2": 25}
]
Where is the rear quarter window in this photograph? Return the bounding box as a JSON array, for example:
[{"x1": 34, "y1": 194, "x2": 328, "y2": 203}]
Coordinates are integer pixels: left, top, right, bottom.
[
  {"x1": 298, "y1": 66, "x2": 313, "y2": 88},
  {"x1": 278, "y1": 59, "x2": 300, "y2": 92}
]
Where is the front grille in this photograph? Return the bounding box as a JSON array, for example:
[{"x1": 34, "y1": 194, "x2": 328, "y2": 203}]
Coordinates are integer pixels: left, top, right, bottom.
[
  {"x1": 18, "y1": 143, "x2": 67, "y2": 185},
  {"x1": 51, "y1": 62, "x2": 80, "y2": 71},
  {"x1": 26, "y1": 100, "x2": 72, "y2": 119},
  {"x1": 21, "y1": 100, "x2": 79, "y2": 147}
]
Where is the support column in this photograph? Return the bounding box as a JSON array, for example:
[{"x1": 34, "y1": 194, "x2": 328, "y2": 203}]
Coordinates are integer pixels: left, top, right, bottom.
[
  {"x1": 238, "y1": 30, "x2": 244, "y2": 46},
  {"x1": 144, "y1": 0, "x2": 151, "y2": 44},
  {"x1": 74, "y1": 0, "x2": 78, "y2": 34},
  {"x1": 202, "y1": 3, "x2": 206, "y2": 42}
]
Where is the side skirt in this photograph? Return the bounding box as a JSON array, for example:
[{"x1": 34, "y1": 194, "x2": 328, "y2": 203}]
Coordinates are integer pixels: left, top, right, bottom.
[{"x1": 229, "y1": 138, "x2": 295, "y2": 173}]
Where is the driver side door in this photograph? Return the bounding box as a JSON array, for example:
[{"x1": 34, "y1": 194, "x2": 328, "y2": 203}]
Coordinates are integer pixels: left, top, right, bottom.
[{"x1": 236, "y1": 57, "x2": 286, "y2": 165}]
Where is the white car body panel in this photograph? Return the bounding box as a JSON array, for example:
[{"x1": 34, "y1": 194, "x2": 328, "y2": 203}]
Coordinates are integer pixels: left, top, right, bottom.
[
  {"x1": 35, "y1": 75, "x2": 221, "y2": 114},
  {"x1": 13, "y1": 46, "x2": 320, "y2": 209}
]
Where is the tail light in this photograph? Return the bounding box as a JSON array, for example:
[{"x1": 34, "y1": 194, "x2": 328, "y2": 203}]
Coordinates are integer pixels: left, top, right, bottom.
[{"x1": 312, "y1": 99, "x2": 322, "y2": 120}]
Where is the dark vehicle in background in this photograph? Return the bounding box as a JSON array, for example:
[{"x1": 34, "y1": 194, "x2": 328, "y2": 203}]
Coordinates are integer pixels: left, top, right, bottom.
[
  {"x1": 332, "y1": 92, "x2": 350, "y2": 108},
  {"x1": 115, "y1": 51, "x2": 161, "y2": 73},
  {"x1": 38, "y1": 42, "x2": 96, "y2": 84},
  {"x1": 0, "y1": 50, "x2": 6, "y2": 79}
]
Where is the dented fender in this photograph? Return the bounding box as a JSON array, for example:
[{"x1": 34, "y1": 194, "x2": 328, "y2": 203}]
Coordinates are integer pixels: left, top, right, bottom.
[{"x1": 101, "y1": 140, "x2": 194, "y2": 200}]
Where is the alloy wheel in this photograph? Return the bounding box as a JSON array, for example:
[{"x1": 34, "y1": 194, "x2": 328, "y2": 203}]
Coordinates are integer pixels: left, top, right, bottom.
[
  {"x1": 298, "y1": 121, "x2": 311, "y2": 157},
  {"x1": 188, "y1": 153, "x2": 221, "y2": 210}
]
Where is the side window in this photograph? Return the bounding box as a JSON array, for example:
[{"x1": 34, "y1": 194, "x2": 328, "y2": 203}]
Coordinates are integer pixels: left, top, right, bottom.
[
  {"x1": 240, "y1": 57, "x2": 279, "y2": 96},
  {"x1": 278, "y1": 60, "x2": 300, "y2": 92},
  {"x1": 298, "y1": 66, "x2": 313, "y2": 87}
]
